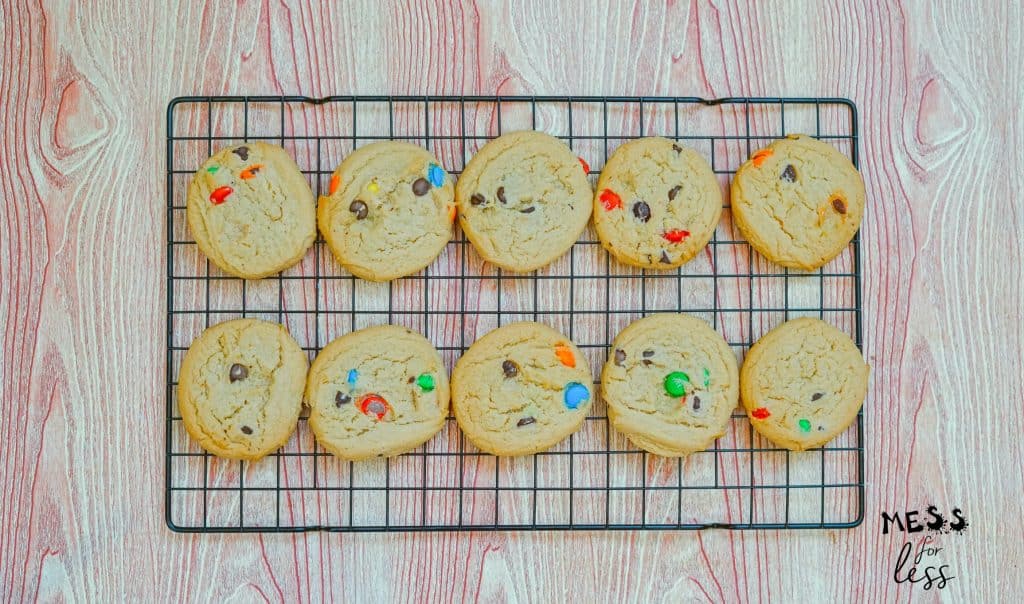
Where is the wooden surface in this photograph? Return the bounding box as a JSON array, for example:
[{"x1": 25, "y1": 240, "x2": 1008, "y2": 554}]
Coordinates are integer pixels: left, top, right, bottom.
[{"x1": 2, "y1": 1, "x2": 1022, "y2": 601}]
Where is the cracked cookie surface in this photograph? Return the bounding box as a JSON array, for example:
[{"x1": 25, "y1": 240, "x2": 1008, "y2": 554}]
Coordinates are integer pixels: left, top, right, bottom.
[
  {"x1": 455, "y1": 131, "x2": 592, "y2": 272},
  {"x1": 593, "y1": 138, "x2": 721, "y2": 269},
  {"x1": 306, "y1": 325, "x2": 450, "y2": 460},
  {"x1": 178, "y1": 318, "x2": 307, "y2": 460},
  {"x1": 318, "y1": 141, "x2": 455, "y2": 281},
  {"x1": 740, "y1": 318, "x2": 869, "y2": 450},
  {"x1": 452, "y1": 322, "x2": 593, "y2": 456},
  {"x1": 601, "y1": 314, "x2": 738, "y2": 456},
  {"x1": 730, "y1": 134, "x2": 865, "y2": 270},
  {"x1": 187, "y1": 142, "x2": 316, "y2": 279}
]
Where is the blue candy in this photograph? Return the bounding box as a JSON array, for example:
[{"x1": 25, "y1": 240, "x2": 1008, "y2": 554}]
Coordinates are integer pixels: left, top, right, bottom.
[
  {"x1": 563, "y1": 382, "x2": 590, "y2": 409},
  {"x1": 427, "y1": 163, "x2": 446, "y2": 187},
  {"x1": 347, "y1": 369, "x2": 358, "y2": 387}
]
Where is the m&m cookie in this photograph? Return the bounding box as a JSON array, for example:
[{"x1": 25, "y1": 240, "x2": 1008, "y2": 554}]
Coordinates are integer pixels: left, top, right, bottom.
[
  {"x1": 178, "y1": 319, "x2": 307, "y2": 460},
  {"x1": 451, "y1": 322, "x2": 593, "y2": 456},
  {"x1": 593, "y1": 137, "x2": 721, "y2": 269},
  {"x1": 318, "y1": 141, "x2": 455, "y2": 281},
  {"x1": 455, "y1": 131, "x2": 592, "y2": 272},
  {"x1": 601, "y1": 314, "x2": 738, "y2": 457},
  {"x1": 740, "y1": 318, "x2": 868, "y2": 450},
  {"x1": 306, "y1": 325, "x2": 450, "y2": 460},
  {"x1": 187, "y1": 142, "x2": 316, "y2": 279},
  {"x1": 731, "y1": 134, "x2": 865, "y2": 270}
]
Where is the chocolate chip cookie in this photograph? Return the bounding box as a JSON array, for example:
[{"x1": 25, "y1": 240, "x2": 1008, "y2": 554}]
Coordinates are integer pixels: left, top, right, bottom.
[
  {"x1": 455, "y1": 131, "x2": 592, "y2": 272},
  {"x1": 306, "y1": 325, "x2": 450, "y2": 460},
  {"x1": 318, "y1": 141, "x2": 455, "y2": 281},
  {"x1": 731, "y1": 134, "x2": 865, "y2": 270},
  {"x1": 594, "y1": 138, "x2": 722, "y2": 269},
  {"x1": 740, "y1": 318, "x2": 869, "y2": 450},
  {"x1": 601, "y1": 314, "x2": 738, "y2": 456},
  {"x1": 187, "y1": 142, "x2": 316, "y2": 279},
  {"x1": 178, "y1": 318, "x2": 308, "y2": 461},
  {"x1": 451, "y1": 322, "x2": 593, "y2": 456}
]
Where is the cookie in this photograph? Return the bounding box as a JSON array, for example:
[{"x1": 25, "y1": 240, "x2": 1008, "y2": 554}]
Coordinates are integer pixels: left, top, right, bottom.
[
  {"x1": 318, "y1": 141, "x2": 455, "y2": 281},
  {"x1": 177, "y1": 318, "x2": 307, "y2": 461},
  {"x1": 740, "y1": 318, "x2": 869, "y2": 450},
  {"x1": 601, "y1": 314, "x2": 738, "y2": 457},
  {"x1": 306, "y1": 325, "x2": 450, "y2": 460},
  {"x1": 593, "y1": 138, "x2": 722, "y2": 269},
  {"x1": 187, "y1": 142, "x2": 316, "y2": 279},
  {"x1": 455, "y1": 131, "x2": 592, "y2": 272},
  {"x1": 451, "y1": 322, "x2": 593, "y2": 456},
  {"x1": 730, "y1": 134, "x2": 865, "y2": 270}
]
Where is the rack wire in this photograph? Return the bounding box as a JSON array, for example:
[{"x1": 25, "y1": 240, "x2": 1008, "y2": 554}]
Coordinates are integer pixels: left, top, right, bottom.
[{"x1": 165, "y1": 95, "x2": 864, "y2": 532}]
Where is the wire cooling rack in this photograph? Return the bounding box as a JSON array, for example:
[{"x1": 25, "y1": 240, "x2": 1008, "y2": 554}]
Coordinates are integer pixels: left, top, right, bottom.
[{"x1": 165, "y1": 95, "x2": 864, "y2": 532}]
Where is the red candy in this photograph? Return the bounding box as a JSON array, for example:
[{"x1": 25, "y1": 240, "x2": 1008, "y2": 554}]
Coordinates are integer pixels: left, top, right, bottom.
[
  {"x1": 662, "y1": 229, "x2": 690, "y2": 243},
  {"x1": 599, "y1": 189, "x2": 622, "y2": 211},
  {"x1": 359, "y1": 393, "x2": 390, "y2": 420},
  {"x1": 751, "y1": 407, "x2": 771, "y2": 420},
  {"x1": 578, "y1": 157, "x2": 590, "y2": 173},
  {"x1": 209, "y1": 186, "x2": 233, "y2": 205}
]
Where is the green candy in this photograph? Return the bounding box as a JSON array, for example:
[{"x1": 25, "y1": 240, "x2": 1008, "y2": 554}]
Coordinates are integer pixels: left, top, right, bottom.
[
  {"x1": 663, "y1": 371, "x2": 691, "y2": 397},
  {"x1": 416, "y1": 373, "x2": 435, "y2": 392},
  {"x1": 702, "y1": 367, "x2": 710, "y2": 388},
  {"x1": 207, "y1": 166, "x2": 219, "y2": 173},
  {"x1": 798, "y1": 418, "x2": 811, "y2": 433}
]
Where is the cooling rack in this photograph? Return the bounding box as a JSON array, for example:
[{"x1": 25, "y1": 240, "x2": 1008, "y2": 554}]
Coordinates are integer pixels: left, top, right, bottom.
[{"x1": 166, "y1": 95, "x2": 864, "y2": 532}]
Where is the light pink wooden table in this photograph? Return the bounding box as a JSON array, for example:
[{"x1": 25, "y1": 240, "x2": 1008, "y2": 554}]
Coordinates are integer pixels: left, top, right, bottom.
[{"x1": 2, "y1": 1, "x2": 1020, "y2": 601}]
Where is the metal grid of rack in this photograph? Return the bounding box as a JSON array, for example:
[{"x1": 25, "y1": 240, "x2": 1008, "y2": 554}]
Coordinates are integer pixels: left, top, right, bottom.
[{"x1": 166, "y1": 95, "x2": 864, "y2": 532}]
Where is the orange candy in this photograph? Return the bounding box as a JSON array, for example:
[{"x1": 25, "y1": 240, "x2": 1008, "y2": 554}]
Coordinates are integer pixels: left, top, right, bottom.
[
  {"x1": 329, "y1": 173, "x2": 341, "y2": 195},
  {"x1": 751, "y1": 148, "x2": 773, "y2": 167},
  {"x1": 239, "y1": 164, "x2": 264, "y2": 180},
  {"x1": 554, "y1": 344, "x2": 576, "y2": 368}
]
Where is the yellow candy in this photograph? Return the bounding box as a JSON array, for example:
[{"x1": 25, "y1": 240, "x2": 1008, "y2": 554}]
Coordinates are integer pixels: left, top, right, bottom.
[{"x1": 367, "y1": 180, "x2": 379, "y2": 193}]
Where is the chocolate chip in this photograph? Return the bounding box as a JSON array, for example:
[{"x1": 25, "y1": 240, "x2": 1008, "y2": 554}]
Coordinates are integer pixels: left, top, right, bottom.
[
  {"x1": 614, "y1": 349, "x2": 626, "y2": 366},
  {"x1": 642, "y1": 359, "x2": 652, "y2": 366},
  {"x1": 412, "y1": 178, "x2": 430, "y2": 196},
  {"x1": 520, "y1": 206, "x2": 535, "y2": 214},
  {"x1": 692, "y1": 395, "x2": 701, "y2": 410},
  {"x1": 780, "y1": 164, "x2": 797, "y2": 182},
  {"x1": 241, "y1": 425, "x2": 253, "y2": 435},
  {"x1": 516, "y1": 417, "x2": 536, "y2": 427},
  {"x1": 496, "y1": 186, "x2": 507, "y2": 204},
  {"x1": 831, "y1": 197, "x2": 847, "y2": 214},
  {"x1": 660, "y1": 250, "x2": 671, "y2": 264},
  {"x1": 233, "y1": 146, "x2": 249, "y2": 160},
  {"x1": 408, "y1": 376, "x2": 416, "y2": 383},
  {"x1": 642, "y1": 349, "x2": 654, "y2": 358},
  {"x1": 672, "y1": 144, "x2": 682, "y2": 153},
  {"x1": 818, "y1": 425, "x2": 825, "y2": 431},
  {"x1": 349, "y1": 200, "x2": 368, "y2": 219},
  {"x1": 632, "y1": 201, "x2": 651, "y2": 222},
  {"x1": 502, "y1": 359, "x2": 519, "y2": 378},
  {"x1": 668, "y1": 185, "x2": 682, "y2": 201},
  {"x1": 229, "y1": 363, "x2": 248, "y2": 382},
  {"x1": 811, "y1": 392, "x2": 824, "y2": 401},
  {"x1": 471, "y1": 193, "x2": 486, "y2": 206},
  {"x1": 335, "y1": 392, "x2": 351, "y2": 407}
]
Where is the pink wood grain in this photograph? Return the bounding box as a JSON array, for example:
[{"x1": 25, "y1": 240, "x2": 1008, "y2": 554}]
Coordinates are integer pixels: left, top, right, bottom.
[{"x1": 2, "y1": 1, "x2": 1022, "y2": 601}]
